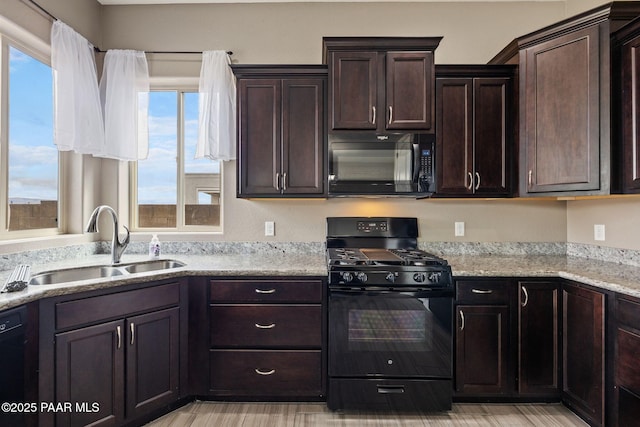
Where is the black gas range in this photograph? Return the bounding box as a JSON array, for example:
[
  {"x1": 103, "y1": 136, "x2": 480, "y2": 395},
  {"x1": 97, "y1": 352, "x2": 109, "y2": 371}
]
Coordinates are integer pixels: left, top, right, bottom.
[{"x1": 326, "y1": 217, "x2": 454, "y2": 412}]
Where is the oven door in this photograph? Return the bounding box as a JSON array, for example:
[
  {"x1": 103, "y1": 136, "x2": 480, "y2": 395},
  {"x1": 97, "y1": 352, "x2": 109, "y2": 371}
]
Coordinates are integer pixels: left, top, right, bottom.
[{"x1": 328, "y1": 288, "x2": 453, "y2": 379}]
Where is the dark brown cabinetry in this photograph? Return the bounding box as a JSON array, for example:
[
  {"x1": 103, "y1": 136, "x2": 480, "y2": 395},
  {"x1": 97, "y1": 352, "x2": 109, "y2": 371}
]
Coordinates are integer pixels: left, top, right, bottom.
[
  {"x1": 455, "y1": 280, "x2": 512, "y2": 397},
  {"x1": 435, "y1": 66, "x2": 516, "y2": 197},
  {"x1": 208, "y1": 279, "x2": 325, "y2": 398},
  {"x1": 518, "y1": 280, "x2": 560, "y2": 397},
  {"x1": 40, "y1": 281, "x2": 186, "y2": 427},
  {"x1": 323, "y1": 37, "x2": 441, "y2": 132},
  {"x1": 233, "y1": 66, "x2": 326, "y2": 197},
  {"x1": 562, "y1": 281, "x2": 606, "y2": 427},
  {"x1": 612, "y1": 294, "x2": 640, "y2": 426},
  {"x1": 491, "y1": 3, "x2": 640, "y2": 196},
  {"x1": 613, "y1": 17, "x2": 640, "y2": 193}
]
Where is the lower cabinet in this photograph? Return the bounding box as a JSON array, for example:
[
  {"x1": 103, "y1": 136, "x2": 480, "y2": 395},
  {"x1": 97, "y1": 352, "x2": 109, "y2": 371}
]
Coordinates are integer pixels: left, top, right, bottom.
[
  {"x1": 455, "y1": 278, "x2": 560, "y2": 401},
  {"x1": 562, "y1": 281, "x2": 606, "y2": 427},
  {"x1": 612, "y1": 294, "x2": 640, "y2": 426},
  {"x1": 39, "y1": 280, "x2": 186, "y2": 427},
  {"x1": 208, "y1": 279, "x2": 325, "y2": 399}
]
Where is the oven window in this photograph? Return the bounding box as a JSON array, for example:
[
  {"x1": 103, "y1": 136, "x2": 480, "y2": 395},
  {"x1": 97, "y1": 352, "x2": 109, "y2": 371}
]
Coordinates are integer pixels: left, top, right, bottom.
[{"x1": 349, "y1": 309, "x2": 426, "y2": 342}]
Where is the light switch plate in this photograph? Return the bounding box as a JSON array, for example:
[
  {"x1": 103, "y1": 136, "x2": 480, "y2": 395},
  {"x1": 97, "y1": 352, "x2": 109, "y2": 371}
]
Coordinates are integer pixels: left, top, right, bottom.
[
  {"x1": 265, "y1": 221, "x2": 275, "y2": 236},
  {"x1": 455, "y1": 222, "x2": 465, "y2": 237}
]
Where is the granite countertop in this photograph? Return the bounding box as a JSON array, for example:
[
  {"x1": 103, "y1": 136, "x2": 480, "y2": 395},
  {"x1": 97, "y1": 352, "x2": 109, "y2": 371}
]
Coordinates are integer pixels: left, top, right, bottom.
[{"x1": 2, "y1": 251, "x2": 640, "y2": 311}]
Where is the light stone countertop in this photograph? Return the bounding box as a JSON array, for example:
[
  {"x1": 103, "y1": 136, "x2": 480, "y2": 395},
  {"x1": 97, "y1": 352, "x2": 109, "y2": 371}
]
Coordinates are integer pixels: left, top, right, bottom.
[{"x1": 2, "y1": 252, "x2": 640, "y2": 311}]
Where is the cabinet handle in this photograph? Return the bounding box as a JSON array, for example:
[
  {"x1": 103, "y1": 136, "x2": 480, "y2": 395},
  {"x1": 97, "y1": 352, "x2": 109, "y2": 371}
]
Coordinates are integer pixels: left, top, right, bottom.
[
  {"x1": 275, "y1": 172, "x2": 280, "y2": 191},
  {"x1": 388, "y1": 106, "x2": 393, "y2": 124},
  {"x1": 282, "y1": 172, "x2": 287, "y2": 191},
  {"x1": 372, "y1": 106, "x2": 376, "y2": 125},
  {"x1": 475, "y1": 172, "x2": 481, "y2": 190},
  {"x1": 528, "y1": 170, "x2": 533, "y2": 187},
  {"x1": 471, "y1": 288, "x2": 493, "y2": 294},
  {"x1": 255, "y1": 323, "x2": 276, "y2": 329},
  {"x1": 255, "y1": 288, "x2": 276, "y2": 294},
  {"x1": 467, "y1": 172, "x2": 473, "y2": 190},
  {"x1": 255, "y1": 368, "x2": 276, "y2": 376},
  {"x1": 116, "y1": 326, "x2": 121, "y2": 350},
  {"x1": 459, "y1": 310, "x2": 465, "y2": 331},
  {"x1": 130, "y1": 322, "x2": 135, "y2": 345},
  {"x1": 521, "y1": 286, "x2": 529, "y2": 308}
]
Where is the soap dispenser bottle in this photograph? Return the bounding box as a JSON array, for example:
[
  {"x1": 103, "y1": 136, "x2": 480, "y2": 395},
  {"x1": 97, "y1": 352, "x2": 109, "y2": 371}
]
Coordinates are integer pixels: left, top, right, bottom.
[{"x1": 149, "y1": 234, "x2": 161, "y2": 259}]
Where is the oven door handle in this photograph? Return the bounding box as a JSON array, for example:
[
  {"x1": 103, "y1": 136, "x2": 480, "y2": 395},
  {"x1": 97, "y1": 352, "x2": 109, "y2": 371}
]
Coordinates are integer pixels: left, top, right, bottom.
[
  {"x1": 329, "y1": 288, "x2": 454, "y2": 299},
  {"x1": 377, "y1": 385, "x2": 405, "y2": 394}
]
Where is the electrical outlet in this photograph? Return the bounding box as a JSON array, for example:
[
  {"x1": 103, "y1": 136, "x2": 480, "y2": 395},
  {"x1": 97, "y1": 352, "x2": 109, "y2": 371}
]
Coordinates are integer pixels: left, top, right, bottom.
[
  {"x1": 455, "y1": 222, "x2": 465, "y2": 237},
  {"x1": 265, "y1": 221, "x2": 275, "y2": 237},
  {"x1": 594, "y1": 224, "x2": 605, "y2": 241}
]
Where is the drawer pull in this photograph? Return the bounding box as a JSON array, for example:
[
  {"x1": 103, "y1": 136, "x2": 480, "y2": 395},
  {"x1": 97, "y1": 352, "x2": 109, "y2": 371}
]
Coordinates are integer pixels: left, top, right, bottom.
[
  {"x1": 255, "y1": 323, "x2": 276, "y2": 329},
  {"x1": 459, "y1": 310, "x2": 465, "y2": 331},
  {"x1": 471, "y1": 289, "x2": 493, "y2": 294},
  {"x1": 377, "y1": 385, "x2": 405, "y2": 394},
  {"x1": 130, "y1": 322, "x2": 135, "y2": 345},
  {"x1": 255, "y1": 288, "x2": 276, "y2": 294},
  {"x1": 255, "y1": 368, "x2": 276, "y2": 376},
  {"x1": 521, "y1": 286, "x2": 529, "y2": 308},
  {"x1": 116, "y1": 325, "x2": 121, "y2": 350}
]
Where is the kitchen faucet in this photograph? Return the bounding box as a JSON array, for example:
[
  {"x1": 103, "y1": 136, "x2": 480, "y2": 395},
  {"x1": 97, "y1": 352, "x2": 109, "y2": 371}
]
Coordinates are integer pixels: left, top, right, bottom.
[{"x1": 86, "y1": 205, "x2": 130, "y2": 265}]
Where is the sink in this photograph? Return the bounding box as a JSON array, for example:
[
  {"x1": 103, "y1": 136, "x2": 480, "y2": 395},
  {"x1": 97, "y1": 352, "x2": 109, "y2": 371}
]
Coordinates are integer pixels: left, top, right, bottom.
[
  {"x1": 28, "y1": 259, "x2": 186, "y2": 286},
  {"x1": 122, "y1": 260, "x2": 186, "y2": 274},
  {"x1": 30, "y1": 265, "x2": 125, "y2": 286}
]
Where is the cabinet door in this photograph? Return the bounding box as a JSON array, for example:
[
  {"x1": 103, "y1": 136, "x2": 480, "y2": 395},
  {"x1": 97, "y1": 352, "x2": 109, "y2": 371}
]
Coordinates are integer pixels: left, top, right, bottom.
[
  {"x1": 329, "y1": 51, "x2": 377, "y2": 130},
  {"x1": 474, "y1": 78, "x2": 510, "y2": 195},
  {"x1": 238, "y1": 79, "x2": 281, "y2": 195},
  {"x1": 55, "y1": 320, "x2": 125, "y2": 427},
  {"x1": 282, "y1": 78, "x2": 325, "y2": 195},
  {"x1": 386, "y1": 51, "x2": 434, "y2": 131},
  {"x1": 518, "y1": 281, "x2": 560, "y2": 397},
  {"x1": 614, "y1": 296, "x2": 640, "y2": 426},
  {"x1": 455, "y1": 305, "x2": 510, "y2": 396},
  {"x1": 523, "y1": 25, "x2": 600, "y2": 194},
  {"x1": 436, "y1": 78, "x2": 473, "y2": 195},
  {"x1": 620, "y1": 29, "x2": 640, "y2": 192},
  {"x1": 126, "y1": 307, "x2": 180, "y2": 420},
  {"x1": 562, "y1": 282, "x2": 605, "y2": 427}
]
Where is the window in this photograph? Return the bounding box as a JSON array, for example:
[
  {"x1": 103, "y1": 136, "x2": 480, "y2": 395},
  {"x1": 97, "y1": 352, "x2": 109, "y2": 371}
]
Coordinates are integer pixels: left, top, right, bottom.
[
  {"x1": 133, "y1": 90, "x2": 221, "y2": 231},
  {"x1": 1, "y1": 41, "x2": 58, "y2": 235}
]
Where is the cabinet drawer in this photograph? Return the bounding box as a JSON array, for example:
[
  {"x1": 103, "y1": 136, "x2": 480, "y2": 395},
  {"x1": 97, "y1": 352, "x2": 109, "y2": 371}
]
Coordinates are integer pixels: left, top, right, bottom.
[
  {"x1": 617, "y1": 296, "x2": 640, "y2": 330},
  {"x1": 617, "y1": 328, "x2": 640, "y2": 394},
  {"x1": 456, "y1": 280, "x2": 510, "y2": 304},
  {"x1": 209, "y1": 349, "x2": 322, "y2": 396},
  {"x1": 56, "y1": 282, "x2": 180, "y2": 330},
  {"x1": 210, "y1": 305, "x2": 321, "y2": 347},
  {"x1": 210, "y1": 280, "x2": 322, "y2": 303}
]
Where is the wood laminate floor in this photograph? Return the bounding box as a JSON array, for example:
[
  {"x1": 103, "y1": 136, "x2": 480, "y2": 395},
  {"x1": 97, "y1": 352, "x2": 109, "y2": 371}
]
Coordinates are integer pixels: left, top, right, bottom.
[{"x1": 145, "y1": 402, "x2": 589, "y2": 426}]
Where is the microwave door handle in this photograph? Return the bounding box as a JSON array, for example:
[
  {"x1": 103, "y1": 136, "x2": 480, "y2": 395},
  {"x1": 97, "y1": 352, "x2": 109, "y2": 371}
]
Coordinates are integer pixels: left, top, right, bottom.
[{"x1": 412, "y1": 143, "x2": 421, "y2": 183}]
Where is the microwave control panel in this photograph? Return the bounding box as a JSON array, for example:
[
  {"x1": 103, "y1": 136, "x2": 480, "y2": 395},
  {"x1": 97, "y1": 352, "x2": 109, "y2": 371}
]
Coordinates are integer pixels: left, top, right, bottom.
[{"x1": 420, "y1": 149, "x2": 433, "y2": 175}]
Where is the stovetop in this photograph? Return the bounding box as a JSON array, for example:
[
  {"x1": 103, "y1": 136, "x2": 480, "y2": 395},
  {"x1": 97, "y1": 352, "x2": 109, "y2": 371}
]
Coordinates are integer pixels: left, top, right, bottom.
[{"x1": 328, "y1": 248, "x2": 449, "y2": 267}]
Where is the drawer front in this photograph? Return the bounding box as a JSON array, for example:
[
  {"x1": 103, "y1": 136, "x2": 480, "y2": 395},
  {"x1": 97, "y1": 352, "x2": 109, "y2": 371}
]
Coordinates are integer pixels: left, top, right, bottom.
[
  {"x1": 56, "y1": 282, "x2": 180, "y2": 330},
  {"x1": 210, "y1": 280, "x2": 322, "y2": 303},
  {"x1": 210, "y1": 305, "x2": 322, "y2": 347},
  {"x1": 617, "y1": 327, "x2": 640, "y2": 394},
  {"x1": 209, "y1": 349, "x2": 322, "y2": 396},
  {"x1": 456, "y1": 280, "x2": 510, "y2": 304},
  {"x1": 617, "y1": 296, "x2": 640, "y2": 330}
]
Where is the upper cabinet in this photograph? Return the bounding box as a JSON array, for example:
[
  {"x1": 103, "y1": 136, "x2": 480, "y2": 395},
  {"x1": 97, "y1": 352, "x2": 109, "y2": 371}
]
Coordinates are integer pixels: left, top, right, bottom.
[
  {"x1": 323, "y1": 37, "x2": 441, "y2": 133},
  {"x1": 233, "y1": 66, "x2": 327, "y2": 198},
  {"x1": 490, "y1": 2, "x2": 640, "y2": 197},
  {"x1": 435, "y1": 65, "x2": 517, "y2": 197}
]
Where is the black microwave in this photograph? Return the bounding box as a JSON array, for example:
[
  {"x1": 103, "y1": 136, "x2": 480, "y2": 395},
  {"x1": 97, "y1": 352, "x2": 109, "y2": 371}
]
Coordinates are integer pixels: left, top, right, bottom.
[{"x1": 328, "y1": 132, "x2": 435, "y2": 197}]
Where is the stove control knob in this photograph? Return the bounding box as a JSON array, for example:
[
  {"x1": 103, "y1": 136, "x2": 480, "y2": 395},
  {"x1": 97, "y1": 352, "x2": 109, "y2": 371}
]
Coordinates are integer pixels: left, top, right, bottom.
[
  {"x1": 385, "y1": 273, "x2": 395, "y2": 283},
  {"x1": 428, "y1": 272, "x2": 442, "y2": 283},
  {"x1": 340, "y1": 272, "x2": 354, "y2": 283},
  {"x1": 356, "y1": 272, "x2": 368, "y2": 283},
  {"x1": 413, "y1": 272, "x2": 427, "y2": 283}
]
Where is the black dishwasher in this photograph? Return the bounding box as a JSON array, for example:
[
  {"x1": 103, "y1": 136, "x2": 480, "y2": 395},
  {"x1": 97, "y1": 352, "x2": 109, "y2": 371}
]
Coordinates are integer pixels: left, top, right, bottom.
[{"x1": 0, "y1": 305, "x2": 27, "y2": 427}]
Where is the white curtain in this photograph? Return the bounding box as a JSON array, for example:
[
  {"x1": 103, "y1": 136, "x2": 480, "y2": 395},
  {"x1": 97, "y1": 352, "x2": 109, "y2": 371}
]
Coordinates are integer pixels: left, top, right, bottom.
[
  {"x1": 196, "y1": 50, "x2": 236, "y2": 161},
  {"x1": 99, "y1": 50, "x2": 150, "y2": 161},
  {"x1": 51, "y1": 20, "x2": 104, "y2": 154}
]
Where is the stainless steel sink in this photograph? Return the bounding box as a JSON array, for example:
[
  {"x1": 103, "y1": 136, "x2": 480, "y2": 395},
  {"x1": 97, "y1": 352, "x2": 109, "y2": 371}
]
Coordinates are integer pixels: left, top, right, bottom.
[
  {"x1": 121, "y1": 260, "x2": 186, "y2": 274},
  {"x1": 28, "y1": 259, "x2": 186, "y2": 286},
  {"x1": 30, "y1": 265, "x2": 125, "y2": 286}
]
